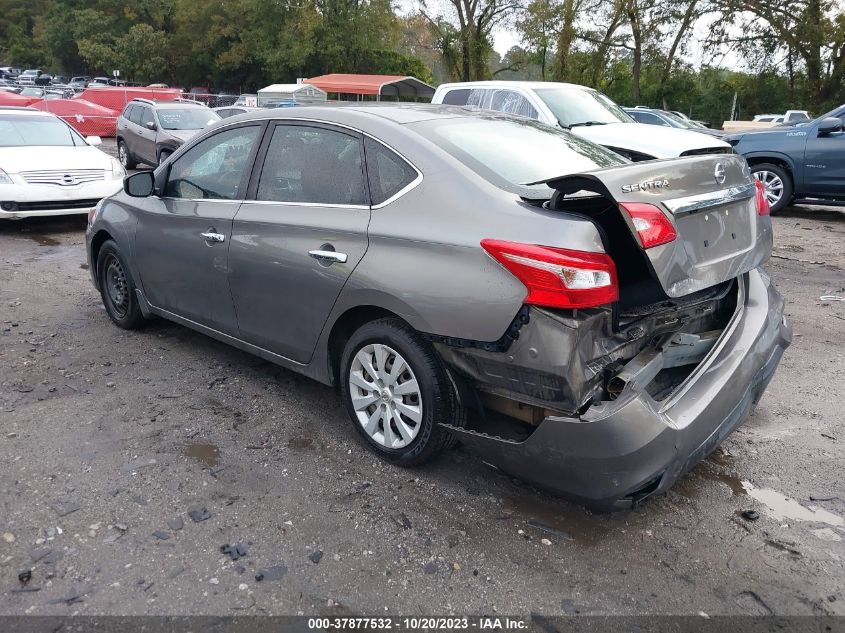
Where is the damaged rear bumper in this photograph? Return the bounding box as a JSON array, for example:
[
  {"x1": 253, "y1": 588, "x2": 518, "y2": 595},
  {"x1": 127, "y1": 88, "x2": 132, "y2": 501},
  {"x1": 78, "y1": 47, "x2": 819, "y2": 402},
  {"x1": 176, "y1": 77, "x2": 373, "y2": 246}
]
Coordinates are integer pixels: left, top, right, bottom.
[{"x1": 442, "y1": 268, "x2": 791, "y2": 511}]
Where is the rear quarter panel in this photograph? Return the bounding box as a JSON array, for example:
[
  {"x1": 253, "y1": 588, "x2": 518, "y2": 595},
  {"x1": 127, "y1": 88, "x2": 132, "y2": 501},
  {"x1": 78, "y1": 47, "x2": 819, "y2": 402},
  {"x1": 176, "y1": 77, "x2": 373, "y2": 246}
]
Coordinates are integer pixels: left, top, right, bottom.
[{"x1": 328, "y1": 131, "x2": 605, "y2": 342}]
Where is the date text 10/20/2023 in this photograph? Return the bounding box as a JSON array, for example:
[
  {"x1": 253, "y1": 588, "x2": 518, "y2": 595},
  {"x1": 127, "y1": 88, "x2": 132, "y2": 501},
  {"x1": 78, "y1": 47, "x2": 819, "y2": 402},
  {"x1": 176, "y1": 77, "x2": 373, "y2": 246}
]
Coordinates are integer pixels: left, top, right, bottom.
[{"x1": 307, "y1": 617, "x2": 529, "y2": 630}]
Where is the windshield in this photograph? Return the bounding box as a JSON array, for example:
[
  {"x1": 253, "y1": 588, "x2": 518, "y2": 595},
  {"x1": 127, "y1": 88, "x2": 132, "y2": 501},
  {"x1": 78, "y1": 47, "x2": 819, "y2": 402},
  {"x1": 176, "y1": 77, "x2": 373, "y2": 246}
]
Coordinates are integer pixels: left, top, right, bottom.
[
  {"x1": 157, "y1": 108, "x2": 220, "y2": 130},
  {"x1": 412, "y1": 115, "x2": 626, "y2": 199},
  {"x1": 662, "y1": 111, "x2": 696, "y2": 129},
  {"x1": 534, "y1": 88, "x2": 633, "y2": 127},
  {"x1": 0, "y1": 114, "x2": 85, "y2": 147}
]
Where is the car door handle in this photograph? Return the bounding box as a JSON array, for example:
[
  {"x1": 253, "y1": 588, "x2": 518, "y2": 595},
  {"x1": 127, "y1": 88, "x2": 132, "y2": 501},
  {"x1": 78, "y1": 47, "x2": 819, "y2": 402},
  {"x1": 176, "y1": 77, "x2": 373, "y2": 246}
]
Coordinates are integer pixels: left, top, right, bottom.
[
  {"x1": 201, "y1": 231, "x2": 225, "y2": 243},
  {"x1": 309, "y1": 250, "x2": 348, "y2": 263}
]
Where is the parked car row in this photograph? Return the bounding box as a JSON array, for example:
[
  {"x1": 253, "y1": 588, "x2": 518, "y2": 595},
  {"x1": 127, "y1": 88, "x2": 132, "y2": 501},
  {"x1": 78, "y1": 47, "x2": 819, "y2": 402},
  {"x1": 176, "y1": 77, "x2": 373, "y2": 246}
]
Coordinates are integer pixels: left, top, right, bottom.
[{"x1": 431, "y1": 81, "x2": 732, "y2": 160}]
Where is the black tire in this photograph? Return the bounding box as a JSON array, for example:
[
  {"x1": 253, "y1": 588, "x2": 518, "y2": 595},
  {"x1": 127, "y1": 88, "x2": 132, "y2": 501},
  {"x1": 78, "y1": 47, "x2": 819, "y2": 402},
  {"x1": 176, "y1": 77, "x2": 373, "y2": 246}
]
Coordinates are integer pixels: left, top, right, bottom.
[
  {"x1": 339, "y1": 318, "x2": 463, "y2": 466},
  {"x1": 751, "y1": 162, "x2": 793, "y2": 214},
  {"x1": 96, "y1": 240, "x2": 145, "y2": 329},
  {"x1": 157, "y1": 149, "x2": 172, "y2": 166},
  {"x1": 117, "y1": 139, "x2": 137, "y2": 169}
]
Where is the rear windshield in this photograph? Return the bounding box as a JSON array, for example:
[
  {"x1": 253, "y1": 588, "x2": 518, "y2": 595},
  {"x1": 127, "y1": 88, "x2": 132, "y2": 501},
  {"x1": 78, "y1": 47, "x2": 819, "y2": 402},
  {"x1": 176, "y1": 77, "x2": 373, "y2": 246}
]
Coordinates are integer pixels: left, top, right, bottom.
[
  {"x1": 157, "y1": 108, "x2": 220, "y2": 130},
  {"x1": 410, "y1": 115, "x2": 626, "y2": 198},
  {"x1": 0, "y1": 114, "x2": 85, "y2": 146}
]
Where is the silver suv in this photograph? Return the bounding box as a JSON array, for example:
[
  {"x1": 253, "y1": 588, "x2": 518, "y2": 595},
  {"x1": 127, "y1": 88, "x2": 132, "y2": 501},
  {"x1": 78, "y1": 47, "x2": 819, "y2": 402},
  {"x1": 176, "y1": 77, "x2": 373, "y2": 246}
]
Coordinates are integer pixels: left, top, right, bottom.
[{"x1": 116, "y1": 98, "x2": 220, "y2": 168}]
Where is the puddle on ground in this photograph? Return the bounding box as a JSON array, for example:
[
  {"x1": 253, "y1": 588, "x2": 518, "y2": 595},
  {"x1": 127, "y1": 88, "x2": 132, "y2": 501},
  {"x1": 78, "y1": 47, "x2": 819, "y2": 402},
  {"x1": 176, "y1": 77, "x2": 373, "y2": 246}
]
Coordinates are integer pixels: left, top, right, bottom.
[
  {"x1": 26, "y1": 234, "x2": 60, "y2": 246},
  {"x1": 502, "y1": 492, "x2": 610, "y2": 546},
  {"x1": 743, "y1": 482, "x2": 844, "y2": 527},
  {"x1": 287, "y1": 436, "x2": 313, "y2": 450},
  {"x1": 183, "y1": 443, "x2": 220, "y2": 467},
  {"x1": 675, "y1": 449, "x2": 748, "y2": 498}
]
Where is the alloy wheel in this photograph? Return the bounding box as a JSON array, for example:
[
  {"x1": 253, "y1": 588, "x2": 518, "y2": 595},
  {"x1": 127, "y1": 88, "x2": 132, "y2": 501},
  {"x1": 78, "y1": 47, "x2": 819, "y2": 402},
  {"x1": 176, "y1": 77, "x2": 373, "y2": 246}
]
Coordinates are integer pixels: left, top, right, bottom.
[
  {"x1": 104, "y1": 254, "x2": 129, "y2": 318},
  {"x1": 118, "y1": 143, "x2": 128, "y2": 167},
  {"x1": 348, "y1": 343, "x2": 422, "y2": 449},
  {"x1": 753, "y1": 170, "x2": 784, "y2": 207}
]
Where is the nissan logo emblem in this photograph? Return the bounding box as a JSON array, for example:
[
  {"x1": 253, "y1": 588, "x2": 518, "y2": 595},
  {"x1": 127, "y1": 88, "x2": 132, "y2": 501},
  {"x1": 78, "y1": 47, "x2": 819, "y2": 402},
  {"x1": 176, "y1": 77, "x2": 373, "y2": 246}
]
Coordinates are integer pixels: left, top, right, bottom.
[
  {"x1": 62, "y1": 174, "x2": 76, "y2": 185},
  {"x1": 714, "y1": 163, "x2": 726, "y2": 185}
]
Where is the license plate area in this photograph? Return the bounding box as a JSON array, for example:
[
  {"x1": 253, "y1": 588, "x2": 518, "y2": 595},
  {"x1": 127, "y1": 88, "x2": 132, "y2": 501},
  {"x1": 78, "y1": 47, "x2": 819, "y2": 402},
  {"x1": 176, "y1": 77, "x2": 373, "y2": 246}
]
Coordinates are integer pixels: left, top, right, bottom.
[{"x1": 674, "y1": 198, "x2": 756, "y2": 267}]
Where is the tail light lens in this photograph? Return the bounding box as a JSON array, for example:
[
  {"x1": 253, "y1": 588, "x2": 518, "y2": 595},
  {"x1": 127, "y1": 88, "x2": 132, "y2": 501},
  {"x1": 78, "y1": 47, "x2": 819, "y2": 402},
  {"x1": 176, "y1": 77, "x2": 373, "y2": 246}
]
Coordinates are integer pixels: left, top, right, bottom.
[
  {"x1": 754, "y1": 179, "x2": 770, "y2": 216},
  {"x1": 619, "y1": 203, "x2": 677, "y2": 249},
  {"x1": 480, "y1": 239, "x2": 618, "y2": 309}
]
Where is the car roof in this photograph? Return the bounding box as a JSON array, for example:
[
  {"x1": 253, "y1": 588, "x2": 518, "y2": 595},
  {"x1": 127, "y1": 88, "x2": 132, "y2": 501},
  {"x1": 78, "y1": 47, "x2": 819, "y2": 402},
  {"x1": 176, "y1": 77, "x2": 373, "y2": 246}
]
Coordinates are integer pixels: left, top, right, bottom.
[
  {"x1": 130, "y1": 99, "x2": 210, "y2": 110},
  {"x1": 436, "y1": 80, "x2": 595, "y2": 92},
  {"x1": 220, "y1": 103, "x2": 508, "y2": 126},
  {"x1": 0, "y1": 106, "x2": 55, "y2": 116}
]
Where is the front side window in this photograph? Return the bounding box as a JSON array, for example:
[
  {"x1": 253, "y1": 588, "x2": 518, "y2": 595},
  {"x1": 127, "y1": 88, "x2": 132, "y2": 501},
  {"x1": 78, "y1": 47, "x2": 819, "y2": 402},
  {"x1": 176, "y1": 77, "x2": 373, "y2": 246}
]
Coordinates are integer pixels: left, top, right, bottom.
[
  {"x1": 164, "y1": 126, "x2": 260, "y2": 200},
  {"x1": 364, "y1": 138, "x2": 418, "y2": 205},
  {"x1": 256, "y1": 124, "x2": 366, "y2": 206},
  {"x1": 139, "y1": 107, "x2": 155, "y2": 128}
]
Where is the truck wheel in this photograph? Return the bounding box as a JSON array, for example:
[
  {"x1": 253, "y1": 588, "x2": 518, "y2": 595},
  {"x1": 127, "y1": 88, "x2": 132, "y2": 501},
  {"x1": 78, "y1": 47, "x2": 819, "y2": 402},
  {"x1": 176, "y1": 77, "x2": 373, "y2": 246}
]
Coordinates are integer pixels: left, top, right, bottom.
[
  {"x1": 751, "y1": 163, "x2": 793, "y2": 214},
  {"x1": 340, "y1": 318, "x2": 463, "y2": 466}
]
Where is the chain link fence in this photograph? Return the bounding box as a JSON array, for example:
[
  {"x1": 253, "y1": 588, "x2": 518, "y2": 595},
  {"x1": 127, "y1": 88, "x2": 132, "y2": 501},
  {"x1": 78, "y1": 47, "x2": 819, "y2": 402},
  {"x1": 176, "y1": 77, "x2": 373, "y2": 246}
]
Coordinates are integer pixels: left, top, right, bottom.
[{"x1": 33, "y1": 90, "x2": 242, "y2": 138}]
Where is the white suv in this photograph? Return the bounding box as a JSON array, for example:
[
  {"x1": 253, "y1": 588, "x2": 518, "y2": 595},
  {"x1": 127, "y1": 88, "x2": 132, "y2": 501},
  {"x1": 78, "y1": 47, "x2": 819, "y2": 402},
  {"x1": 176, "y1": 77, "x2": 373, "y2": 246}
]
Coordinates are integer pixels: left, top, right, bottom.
[{"x1": 432, "y1": 81, "x2": 731, "y2": 161}]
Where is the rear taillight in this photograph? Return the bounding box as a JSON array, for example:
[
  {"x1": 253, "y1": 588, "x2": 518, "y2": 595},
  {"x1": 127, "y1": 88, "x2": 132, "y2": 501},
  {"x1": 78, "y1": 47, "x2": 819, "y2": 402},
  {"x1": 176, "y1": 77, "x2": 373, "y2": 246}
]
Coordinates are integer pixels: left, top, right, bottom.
[
  {"x1": 754, "y1": 179, "x2": 770, "y2": 216},
  {"x1": 480, "y1": 239, "x2": 618, "y2": 309},
  {"x1": 619, "y1": 203, "x2": 677, "y2": 249}
]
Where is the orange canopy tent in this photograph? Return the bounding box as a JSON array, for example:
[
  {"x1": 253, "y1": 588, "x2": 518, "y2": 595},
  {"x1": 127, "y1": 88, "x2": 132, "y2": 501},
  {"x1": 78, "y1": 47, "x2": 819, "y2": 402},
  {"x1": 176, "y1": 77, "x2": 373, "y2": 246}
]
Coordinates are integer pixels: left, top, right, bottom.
[{"x1": 304, "y1": 74, "x2": 435, "y2": 100}]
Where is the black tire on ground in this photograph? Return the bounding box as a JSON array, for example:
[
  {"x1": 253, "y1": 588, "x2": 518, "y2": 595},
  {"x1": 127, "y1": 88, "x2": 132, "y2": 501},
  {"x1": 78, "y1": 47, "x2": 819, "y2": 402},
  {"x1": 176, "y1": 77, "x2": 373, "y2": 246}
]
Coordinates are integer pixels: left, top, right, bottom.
[
  {"x1": 117, "y1": 140, "x2": 137, "y2": 170},
  {"x1": 751, "y1": 162, "x2": 793, "y2": 214},
  {"x1": 339, "y1": 317, "x2": 463, "y2": 466},
  {"x1": 96, "y1": 240, "x2": 145, "y2": 330}
]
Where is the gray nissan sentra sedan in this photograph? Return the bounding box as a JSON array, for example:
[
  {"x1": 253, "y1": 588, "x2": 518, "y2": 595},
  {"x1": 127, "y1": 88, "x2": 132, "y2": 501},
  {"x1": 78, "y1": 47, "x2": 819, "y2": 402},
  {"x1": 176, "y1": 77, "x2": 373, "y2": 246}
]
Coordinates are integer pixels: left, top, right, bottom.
[{"x1": 86, "y1": 104, "x2": 791, "y2": 510}]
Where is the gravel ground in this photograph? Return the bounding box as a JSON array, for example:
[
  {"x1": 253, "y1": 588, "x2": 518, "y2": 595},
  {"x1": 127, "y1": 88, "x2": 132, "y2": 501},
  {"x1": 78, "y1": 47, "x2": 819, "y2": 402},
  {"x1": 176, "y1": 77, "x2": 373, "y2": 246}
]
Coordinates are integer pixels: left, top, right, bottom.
[{"x1": 0, "y1": 191, "x2": 843, "y2": 616}]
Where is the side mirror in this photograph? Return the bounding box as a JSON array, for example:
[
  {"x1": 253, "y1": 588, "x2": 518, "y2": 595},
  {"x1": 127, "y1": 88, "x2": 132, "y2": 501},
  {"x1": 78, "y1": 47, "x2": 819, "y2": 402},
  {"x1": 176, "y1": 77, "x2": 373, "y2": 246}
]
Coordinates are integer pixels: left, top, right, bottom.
[
  {"x1": 85, "y1": 135, "x2": 102, "y2": 146},
  {"x1": 145, "y1": 121, "x2": 157, "y2": 131},
  {"x1": 124, "y1": 171, "x2": 155, "y2": 197},
  {"x1": 817, "y1": 117, "x2": 843, "y2": 136}
]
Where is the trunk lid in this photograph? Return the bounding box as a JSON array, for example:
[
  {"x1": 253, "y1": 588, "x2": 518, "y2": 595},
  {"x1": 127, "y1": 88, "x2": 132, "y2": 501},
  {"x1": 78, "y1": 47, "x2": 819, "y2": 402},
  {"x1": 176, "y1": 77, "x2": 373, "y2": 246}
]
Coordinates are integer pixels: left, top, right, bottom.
[{"x1": 542, "y1": 154, "x2": 772, "y2": 298}]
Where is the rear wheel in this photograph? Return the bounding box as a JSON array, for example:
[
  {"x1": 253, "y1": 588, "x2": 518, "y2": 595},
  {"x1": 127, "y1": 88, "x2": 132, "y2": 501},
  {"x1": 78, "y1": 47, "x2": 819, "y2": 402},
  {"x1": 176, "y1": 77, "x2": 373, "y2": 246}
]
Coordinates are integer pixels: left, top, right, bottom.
[
  {"x1": 340, "y1": 318, "x2": 462, "y2": 465},
  {"x1": 97, "y1": 240, "x2": 145, "y2": 329},
  {"x1": 117, "y1": 140, "x2": 137, "y2": 169},
  {"x1": 751, "y1": 163, "x2": 793, "y2": 214}
]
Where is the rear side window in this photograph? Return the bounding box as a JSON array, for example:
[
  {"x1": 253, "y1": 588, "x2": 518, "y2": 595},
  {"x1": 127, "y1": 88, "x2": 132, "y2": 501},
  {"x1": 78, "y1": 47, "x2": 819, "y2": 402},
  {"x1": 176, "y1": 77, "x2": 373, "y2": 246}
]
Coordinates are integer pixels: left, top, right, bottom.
[
  {"x1": 489, "y1": 90, "x2": 538, "y2": 119},
  {"x1": 256, "y1": 124, "x2": 366, "y2": 206},
  {"x1": 364, "y1": 138, "x2": 418, "y2": 205},
  {"x1": 129, "y1": 106, "x2": 145, "y2": 125},
  {"x1": 122, "y1": 104, "x2": 136, "y2": 120},
  {"x1": 441, "y1": 89, "x2": 470, "y2": 106}
]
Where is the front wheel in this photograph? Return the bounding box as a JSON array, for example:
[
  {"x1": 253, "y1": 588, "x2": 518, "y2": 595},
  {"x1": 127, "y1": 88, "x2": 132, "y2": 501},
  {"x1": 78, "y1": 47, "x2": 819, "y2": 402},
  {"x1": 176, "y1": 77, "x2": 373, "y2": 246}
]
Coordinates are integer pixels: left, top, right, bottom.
[
  {"x1": 96, "y1": 240, "x2": 145, "y2": 329},
  {"x1": 339, "y1": 318, "x2": 463, "y2": 466},
  {"x1": 751, "y1": 163, "x2": 793, "y2": 214},
  {"x1": 117, "y1": 140, "x2": 137, "y2": 169}
]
